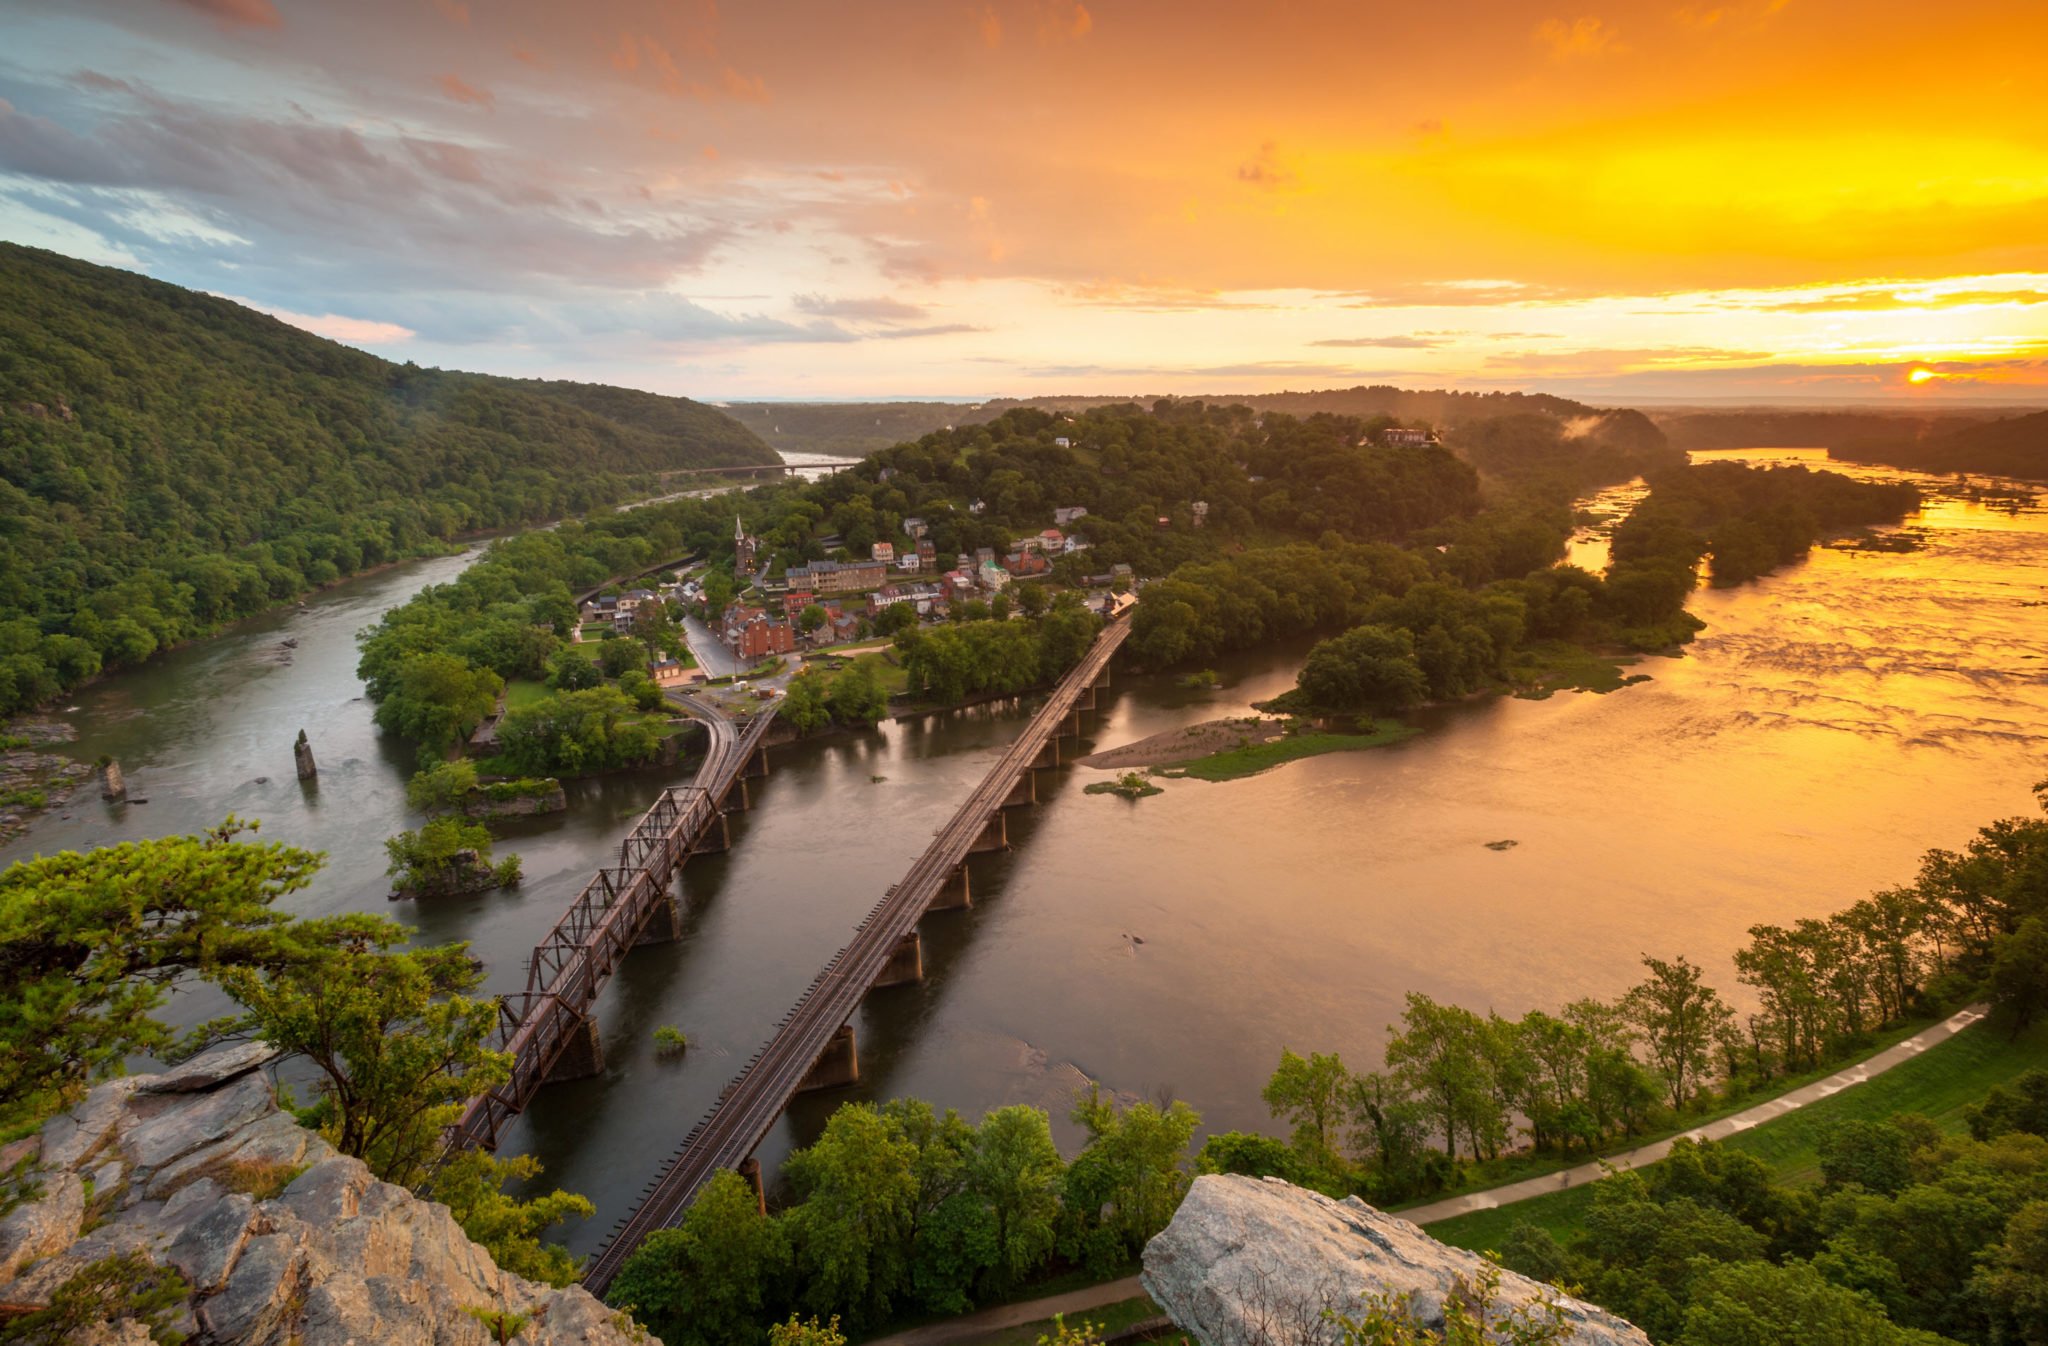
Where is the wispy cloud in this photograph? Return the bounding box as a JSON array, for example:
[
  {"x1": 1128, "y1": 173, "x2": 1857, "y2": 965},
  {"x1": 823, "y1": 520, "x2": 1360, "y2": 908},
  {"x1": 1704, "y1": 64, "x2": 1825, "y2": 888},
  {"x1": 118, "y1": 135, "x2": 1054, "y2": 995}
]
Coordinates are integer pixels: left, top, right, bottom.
[
  {"x1": 1235, "y1": 141, "x2": 1296, "y2": 190},
  {"x1": 1535, "y1": 15, "x2": 1624, "y2": 58},
  {"x1": 1310, "y1": 335, "x2": 1446, "y2": 349},
  {"x1": 168, "y1": 0, "x2": 281, "y2": 30},
  {"x1": 223, "y1": 295, "x2": 415, "y2": 344},
  {"x1": 795, "y1": 294, "x2": 929, "y2": 322}
]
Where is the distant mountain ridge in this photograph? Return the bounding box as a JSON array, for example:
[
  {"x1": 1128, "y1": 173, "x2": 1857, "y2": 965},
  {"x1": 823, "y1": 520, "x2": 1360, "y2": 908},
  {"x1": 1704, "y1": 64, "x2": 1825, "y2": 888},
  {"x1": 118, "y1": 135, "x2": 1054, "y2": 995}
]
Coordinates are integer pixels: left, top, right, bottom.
[
  {"x1": 731, "y1": 386, "x2": 1612, "y2": 457},
  {"x1": 1828, "y1": 409, "x2": 2048, "y2": 482},
  {"x1": 0, "y1": 243, "x2": 773, "y2": 713}
]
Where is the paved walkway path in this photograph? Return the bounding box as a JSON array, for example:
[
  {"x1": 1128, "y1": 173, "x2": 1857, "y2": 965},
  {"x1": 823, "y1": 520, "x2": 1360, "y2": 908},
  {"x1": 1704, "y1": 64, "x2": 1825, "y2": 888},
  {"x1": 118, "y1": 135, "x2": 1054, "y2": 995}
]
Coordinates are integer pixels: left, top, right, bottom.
[
  {"x1": 860, "y1": 1006, "x2": 1990, "y2": 1346},
  {"x1": 1400, "y1": 1003, "x2": 1989, "y2": 1225},
  {"x1": 862, "y1": 1277, "x2": 1149, "y2": 1346}
]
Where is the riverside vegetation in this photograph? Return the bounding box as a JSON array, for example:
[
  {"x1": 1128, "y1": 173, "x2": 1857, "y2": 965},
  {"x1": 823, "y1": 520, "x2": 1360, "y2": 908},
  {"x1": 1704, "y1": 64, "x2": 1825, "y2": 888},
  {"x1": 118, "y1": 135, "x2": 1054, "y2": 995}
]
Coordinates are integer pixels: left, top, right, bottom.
[
  {"x1": 0, "y1": 244, "x2": 773, "y2": 717},
  {"x1": 0, "y1": 768, "x2": 2039, "y2": 1341},
  {"x1": 351, "y1": 398, "x2": 1691, "y2": 760},
  {"x1": 597, "y1": 781, "x2": 2047, "y2": 1346}
]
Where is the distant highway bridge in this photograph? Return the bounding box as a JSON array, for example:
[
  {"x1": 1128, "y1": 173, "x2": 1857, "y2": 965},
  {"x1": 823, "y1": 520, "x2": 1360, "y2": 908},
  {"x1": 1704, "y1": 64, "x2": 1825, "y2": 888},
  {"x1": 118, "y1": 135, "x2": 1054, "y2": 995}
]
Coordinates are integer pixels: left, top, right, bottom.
[
  {"x1": 452, "y1": 695, "x2": 779, "y2": 1151},
  {"x1": 661, "y1": 459, "x2": 864, "y2": 479},
  {"x1": 582, "y1": 607, "x2": 1133, "y2": 1294}
]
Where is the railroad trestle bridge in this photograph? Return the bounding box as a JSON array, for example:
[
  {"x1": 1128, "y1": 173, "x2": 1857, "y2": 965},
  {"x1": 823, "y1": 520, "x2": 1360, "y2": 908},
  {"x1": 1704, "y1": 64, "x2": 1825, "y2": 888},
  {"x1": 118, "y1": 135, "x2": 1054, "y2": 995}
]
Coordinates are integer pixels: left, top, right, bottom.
[
  {"x1": 582, "y1": 611, "x2": 1132, "y2": 1294},
  {"x1": 452, "y1": 697, "x2": 779, "y2": 1151}
]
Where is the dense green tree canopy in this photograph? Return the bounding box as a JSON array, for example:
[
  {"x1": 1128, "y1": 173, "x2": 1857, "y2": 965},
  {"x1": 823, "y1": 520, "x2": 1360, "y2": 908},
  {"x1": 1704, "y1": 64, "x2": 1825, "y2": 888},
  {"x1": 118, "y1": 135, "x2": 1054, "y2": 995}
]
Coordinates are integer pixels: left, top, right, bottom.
[
  {"x1": 0, "y1": 243, "x2": 771, "y2": 714},
  {"x1": 0, "y1": 819, "x2": 317, "y2": 1125}
]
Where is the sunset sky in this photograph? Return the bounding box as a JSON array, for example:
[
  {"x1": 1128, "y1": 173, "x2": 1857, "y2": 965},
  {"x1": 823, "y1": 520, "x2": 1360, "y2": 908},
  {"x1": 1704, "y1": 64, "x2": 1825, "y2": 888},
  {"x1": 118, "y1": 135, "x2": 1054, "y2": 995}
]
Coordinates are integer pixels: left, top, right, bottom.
[{"x1": 4, "y1": 0, "x2": 2045, "y2": 403}]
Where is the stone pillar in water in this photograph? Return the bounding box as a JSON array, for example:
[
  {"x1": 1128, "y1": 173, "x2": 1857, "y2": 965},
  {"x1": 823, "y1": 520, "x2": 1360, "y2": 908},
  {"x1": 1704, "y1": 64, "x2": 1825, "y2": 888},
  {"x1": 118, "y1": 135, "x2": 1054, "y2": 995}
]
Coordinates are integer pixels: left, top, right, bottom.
[
  {"x1": 294, "y1": 729, "x2": 317, "y2": 781},
  {"x1": 100, "y1": 758, "x2": 127, "y2": 801}
]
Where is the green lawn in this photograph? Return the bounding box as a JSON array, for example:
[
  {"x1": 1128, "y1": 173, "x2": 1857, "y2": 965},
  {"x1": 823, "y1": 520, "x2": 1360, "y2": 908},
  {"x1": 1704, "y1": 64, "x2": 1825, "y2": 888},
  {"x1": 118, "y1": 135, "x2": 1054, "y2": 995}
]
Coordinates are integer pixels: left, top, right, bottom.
[
  {"x1": 1425, "y1": 1014, "x2": 2048, "y2": 1254},
  {"x1": 504, "y1": 678, "x2": 551, "y2": 711},
  {"x1": 1156, "y1": 721, "x2": 1421, "y2": 782},
  {"x1": 853, "y1": 650, "x2": 910, "y2": 696},
  {"x1": 1718, "y1": 1015, "x2": 2048, "y2": 1184}
]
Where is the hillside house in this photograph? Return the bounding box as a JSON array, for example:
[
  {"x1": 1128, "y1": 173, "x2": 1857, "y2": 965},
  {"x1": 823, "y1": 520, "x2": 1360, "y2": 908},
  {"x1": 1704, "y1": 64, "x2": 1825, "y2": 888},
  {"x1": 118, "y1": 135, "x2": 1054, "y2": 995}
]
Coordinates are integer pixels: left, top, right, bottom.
[
  {"x1": 1053, "y1": 505, "x2": 1089, "y2": 526},
  {"x1": 871, "y1": 541, "x2": 895, "y2": 564}
]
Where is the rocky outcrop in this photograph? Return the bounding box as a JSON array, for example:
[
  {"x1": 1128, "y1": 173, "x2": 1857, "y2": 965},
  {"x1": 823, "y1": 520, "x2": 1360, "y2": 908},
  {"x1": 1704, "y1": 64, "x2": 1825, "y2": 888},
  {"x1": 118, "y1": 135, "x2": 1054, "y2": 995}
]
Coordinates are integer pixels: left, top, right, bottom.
[
  {"x1": 0, "y1": 1044, "x2": 645, "y2": 1345},
  {"x1": 1142, "y1": 1175, "x2": 1648, "y2": 1346}
]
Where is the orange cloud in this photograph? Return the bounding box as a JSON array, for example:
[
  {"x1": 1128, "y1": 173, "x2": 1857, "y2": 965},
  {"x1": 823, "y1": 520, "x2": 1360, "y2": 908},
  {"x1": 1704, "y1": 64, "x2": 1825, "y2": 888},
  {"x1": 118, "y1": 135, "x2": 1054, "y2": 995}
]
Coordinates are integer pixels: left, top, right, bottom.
[
  {"x1": 169, "y1": 0, "x2": 280, "y2": 28},
  {"x1": 981, "y1": 7, "x2": 1004, "y2": 48},
  {"x1": 436, "y1": 72, "x2": 494, "y2": 109},
  {"x1": 432, "y1": 0, "x2": 470, "y2": 25},
  {"x1": 721, "y1": 66, "x2": 771, "y2": 103},
  {"x1": 1536, "y1": 15, "x2": 1624, "y2": 57},
  {"x1": 1235, "y1": 142, "x2": 1296, "y2": 190},
  {"x1": 228, "y1": 297, "x2": 414, "y2": 345}
]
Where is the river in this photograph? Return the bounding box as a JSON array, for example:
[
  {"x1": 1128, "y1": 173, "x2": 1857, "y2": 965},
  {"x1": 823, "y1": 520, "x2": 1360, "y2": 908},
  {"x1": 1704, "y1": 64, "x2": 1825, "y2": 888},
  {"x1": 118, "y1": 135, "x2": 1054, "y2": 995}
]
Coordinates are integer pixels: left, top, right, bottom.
[{"x1": 5, "y1": 448, "x2": 2044, "y2": 1253}]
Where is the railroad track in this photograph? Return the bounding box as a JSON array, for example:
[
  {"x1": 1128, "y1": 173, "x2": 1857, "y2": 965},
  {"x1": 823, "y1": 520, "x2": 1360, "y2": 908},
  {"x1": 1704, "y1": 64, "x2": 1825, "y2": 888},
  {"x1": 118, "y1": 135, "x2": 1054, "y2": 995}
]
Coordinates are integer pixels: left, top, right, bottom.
[
  {"x1": 450, "y1": 692, "x2": 777, "y2": 1151},
  {"x1": 583, "y1": 612, "x2": 1131, "y2": 1294}
]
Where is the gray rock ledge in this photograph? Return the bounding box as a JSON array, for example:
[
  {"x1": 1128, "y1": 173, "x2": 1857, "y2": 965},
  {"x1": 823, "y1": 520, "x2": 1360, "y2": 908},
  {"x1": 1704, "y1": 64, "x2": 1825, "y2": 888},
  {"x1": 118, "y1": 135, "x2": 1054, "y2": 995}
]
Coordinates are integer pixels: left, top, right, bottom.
[{"x1": 1141, "y1": 1174, "x2": 1649, "y2": 1346}]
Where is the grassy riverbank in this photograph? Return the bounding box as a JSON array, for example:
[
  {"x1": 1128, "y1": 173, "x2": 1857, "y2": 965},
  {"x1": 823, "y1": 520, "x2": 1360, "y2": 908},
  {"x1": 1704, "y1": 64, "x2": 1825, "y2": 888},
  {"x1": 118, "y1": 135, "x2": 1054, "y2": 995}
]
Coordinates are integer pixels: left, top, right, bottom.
[
  {"x1": 1155, "y1": 720, "x2": 1421, "y2": 781},
  {"x1": 1506, "y1": 640, "x2": 1652, "y2": 699},
  {"x1": 1424, "y1": 1014, "x2": 2048, "y2": 1253},
  {"x1": 1394, "y1": 1012, "x2": 1946, "y2": 1215}
]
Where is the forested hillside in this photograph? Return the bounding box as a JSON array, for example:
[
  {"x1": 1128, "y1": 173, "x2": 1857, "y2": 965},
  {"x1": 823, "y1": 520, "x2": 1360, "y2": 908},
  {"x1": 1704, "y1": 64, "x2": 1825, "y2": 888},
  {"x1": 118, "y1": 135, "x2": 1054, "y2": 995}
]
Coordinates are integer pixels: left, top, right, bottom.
[
  {"x1": 728, "y1": 387, "x2": 1633, "y2": 458},
  {"x1": 0, "y1": 244, "x2": 773, "y2": 714},
  {"x1": 1831, "y1": 409, "x2": 2048, "y2": 481},
  {"x1": 1655, "y1": 409, "x2": 1996, "y2": 453}
]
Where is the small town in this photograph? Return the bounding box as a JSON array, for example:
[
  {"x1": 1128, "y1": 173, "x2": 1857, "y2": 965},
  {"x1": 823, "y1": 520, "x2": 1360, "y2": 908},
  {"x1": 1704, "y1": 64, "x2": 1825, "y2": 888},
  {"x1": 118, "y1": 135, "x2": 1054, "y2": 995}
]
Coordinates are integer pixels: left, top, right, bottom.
[{"x1": 576, "y1": 508, "x2": 1143, "y2": 680}]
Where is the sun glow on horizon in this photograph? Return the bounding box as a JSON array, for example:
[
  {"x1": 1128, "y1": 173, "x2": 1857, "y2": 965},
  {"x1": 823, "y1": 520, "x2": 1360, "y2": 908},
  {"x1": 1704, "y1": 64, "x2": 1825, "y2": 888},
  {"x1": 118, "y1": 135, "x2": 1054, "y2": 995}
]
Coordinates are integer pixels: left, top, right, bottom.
[{"x1": 1, "y1": 0, "x2": 2044, "y2": 401}]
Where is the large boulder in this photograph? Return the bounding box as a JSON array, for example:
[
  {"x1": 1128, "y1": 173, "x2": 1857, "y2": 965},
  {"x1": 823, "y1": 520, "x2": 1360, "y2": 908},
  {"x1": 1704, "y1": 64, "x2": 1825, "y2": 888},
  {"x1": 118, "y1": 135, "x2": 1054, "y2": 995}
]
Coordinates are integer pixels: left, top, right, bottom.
[
  {"x1": 1141, "y1": 1175, "x2": 1649, "y2": 1346},
  {"x1": 2, "y1": 1043, "x2": 646, "y2": 1345}
]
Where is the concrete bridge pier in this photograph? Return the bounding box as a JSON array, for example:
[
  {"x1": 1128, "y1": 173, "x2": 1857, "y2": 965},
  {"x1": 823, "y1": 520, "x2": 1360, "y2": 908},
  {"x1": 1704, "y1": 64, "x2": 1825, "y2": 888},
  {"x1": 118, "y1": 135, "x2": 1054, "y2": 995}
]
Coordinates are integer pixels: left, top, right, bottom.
[
  {"x1": 546, "y1": 1012, "x2": 605, "y2": 1083},
  {"x1": 1030, "y1": 738, "x2": 1061, "y2": 770},
  {"x1": 725, "y1": 778, "x2": 751, "y2": 811},
  {"x1": 634, "y1": 891, "x2": 682, "y2": 946},
  {"x1": 875, "y1": 931, "x2": 924, "y2": 987},
  {"x1": 798, "y1": 1024, "x2": 859, "y2": 1092},
  {"x1": 739, "y1": 1156, "x2": 768, "y2": 1217},
  {"x1": 969, "y1": 811, "x2": 1008, "y2": 854},
  {"x1": 1058, "y1": 709, "x2": 1083, "y2": 738},
  {"x1": 1076, "y1": 684, "x2": 1097, "y2": 712},
  {"x1": 745, "y1": 747, "x2": 770, "y2": 779},
  {"x1": 1002, "y1": 771, "x2": 1035, "y2": 808},
  {"x1": 695, "y1": 811, "x2": 732, "y2": 855},
  {"x1": 929, "y1": 864, "x2": 972, "y2": 911}
]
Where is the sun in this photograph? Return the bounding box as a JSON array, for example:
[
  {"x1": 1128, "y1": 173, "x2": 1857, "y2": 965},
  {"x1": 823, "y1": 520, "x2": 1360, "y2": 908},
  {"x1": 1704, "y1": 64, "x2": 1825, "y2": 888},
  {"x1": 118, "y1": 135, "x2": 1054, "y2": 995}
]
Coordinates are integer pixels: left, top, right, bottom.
[{"x1": 1907, "y1": 367, "x2": 1940, "y2": 384}]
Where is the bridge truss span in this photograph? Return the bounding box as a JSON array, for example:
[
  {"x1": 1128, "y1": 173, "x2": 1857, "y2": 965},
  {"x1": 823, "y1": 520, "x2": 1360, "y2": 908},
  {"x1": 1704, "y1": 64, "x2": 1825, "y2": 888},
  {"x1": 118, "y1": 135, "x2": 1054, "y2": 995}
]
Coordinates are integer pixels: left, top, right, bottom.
[
  {"x1": 451, "y1": 698, "x2": 779, "y2": 1152},
  {"x1": 582, "y1": 609, "x2": 1131, "y2": 1294}
]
